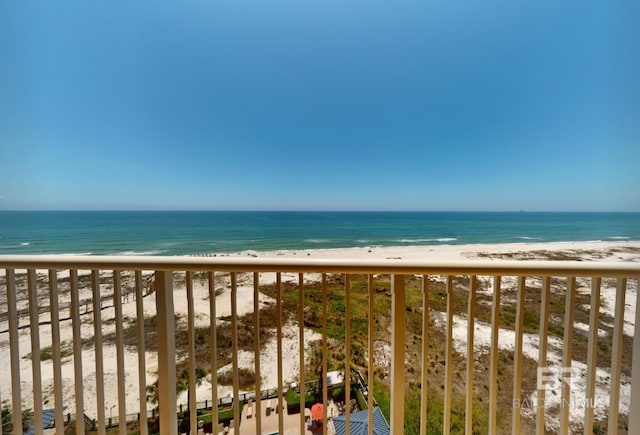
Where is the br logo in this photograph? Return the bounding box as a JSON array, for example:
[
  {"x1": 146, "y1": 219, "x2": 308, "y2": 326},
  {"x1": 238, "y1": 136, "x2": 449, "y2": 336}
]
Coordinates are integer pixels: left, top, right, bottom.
[{"x1": 537, "y1": 367, "x2": 573, "y2": 391}]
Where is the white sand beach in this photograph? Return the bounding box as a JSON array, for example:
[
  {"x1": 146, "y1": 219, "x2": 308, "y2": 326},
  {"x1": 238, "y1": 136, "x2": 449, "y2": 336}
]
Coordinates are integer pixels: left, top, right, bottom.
[
  {"x1": 0, "y1": 240, "x2": 638, "y2": 431},
  {"x1": 245, "y1": 239, "x2": 640, "y2": 261}
]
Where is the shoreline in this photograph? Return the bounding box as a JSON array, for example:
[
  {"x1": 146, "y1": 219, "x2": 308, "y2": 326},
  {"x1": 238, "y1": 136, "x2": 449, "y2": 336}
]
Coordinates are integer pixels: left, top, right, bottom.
[
  {"x1": 196, "y1": 240, "x2": 640, "y2": 262},
  {"x1": 2, "y1": 241, "x2": 639, "y2": 279}
]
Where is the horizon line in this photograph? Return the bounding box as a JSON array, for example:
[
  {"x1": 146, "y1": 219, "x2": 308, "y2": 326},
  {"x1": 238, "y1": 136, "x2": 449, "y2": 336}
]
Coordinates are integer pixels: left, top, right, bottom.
[{"x1": 1, "y1": 209, "x2": 639, "y2": 213}]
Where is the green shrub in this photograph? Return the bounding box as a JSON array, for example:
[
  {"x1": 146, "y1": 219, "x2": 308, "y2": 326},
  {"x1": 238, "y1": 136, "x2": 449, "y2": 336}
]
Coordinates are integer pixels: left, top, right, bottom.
[
  {"x1": 331, "y1": 387, "x2": 345, "y2": 403},
  {"x1": 218, "y1": 407, "x2": 235, "y2": 424},
  {"x1": 355, "y1": 388, "x2": 368, "y2": 411},
  {"x1": 217, "y1": 368, "x2": 256, "y2": 390},
  {"x1": 286, "y1": 389, "x2": 316, "y2": 414},
  {"x1": 373, "y1": 381, "x2": 390, "y2": 422},
  {"x1": 40, "y1": 347, "x2": 53, "y2": 361}
]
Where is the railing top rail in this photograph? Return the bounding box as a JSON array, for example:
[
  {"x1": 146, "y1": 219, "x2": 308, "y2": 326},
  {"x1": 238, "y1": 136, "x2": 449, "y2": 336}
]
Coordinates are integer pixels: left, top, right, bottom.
[{"x1": 0, "y1": 255, "x2": 639, "y2": 277}]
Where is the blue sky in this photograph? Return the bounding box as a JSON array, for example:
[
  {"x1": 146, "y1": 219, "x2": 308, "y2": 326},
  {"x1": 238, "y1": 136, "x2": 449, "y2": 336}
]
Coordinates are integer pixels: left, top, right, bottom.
[{"x1": 1, "y1": 1, "x2": 638, "y2": 211}]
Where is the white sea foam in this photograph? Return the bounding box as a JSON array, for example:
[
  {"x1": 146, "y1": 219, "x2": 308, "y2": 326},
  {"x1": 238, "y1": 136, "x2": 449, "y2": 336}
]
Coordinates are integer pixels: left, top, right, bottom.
[
  {"x1": 395, "y1": 238, "x2": 457, "y2": 243},
  {"x1": 117, "y1": 250, "x2": 166, "y2": 256},
  {"x1": 608, "y1": 236, "x2": 630, "y2": 240}
]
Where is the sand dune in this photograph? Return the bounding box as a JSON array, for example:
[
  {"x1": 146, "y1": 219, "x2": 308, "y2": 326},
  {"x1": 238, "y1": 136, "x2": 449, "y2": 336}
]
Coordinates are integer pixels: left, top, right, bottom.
[{"x1": 0, "y1": 240, "x2": 637, "y2": 429}]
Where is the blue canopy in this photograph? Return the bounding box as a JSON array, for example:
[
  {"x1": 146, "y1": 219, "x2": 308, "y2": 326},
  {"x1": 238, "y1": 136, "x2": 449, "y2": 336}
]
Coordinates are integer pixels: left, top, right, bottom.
[
  {"x1": 24, "y1": 408, "x2": 60, "y2": 435},
  {"x1": 332, "y1": 407, "x2": 390, "y2": 435}
]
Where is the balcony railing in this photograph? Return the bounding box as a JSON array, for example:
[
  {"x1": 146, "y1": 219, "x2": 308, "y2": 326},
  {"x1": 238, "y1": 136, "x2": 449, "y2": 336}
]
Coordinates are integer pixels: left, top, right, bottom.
[{"x1": 0, "y1": 255, "x2": 638, "y2": 434}]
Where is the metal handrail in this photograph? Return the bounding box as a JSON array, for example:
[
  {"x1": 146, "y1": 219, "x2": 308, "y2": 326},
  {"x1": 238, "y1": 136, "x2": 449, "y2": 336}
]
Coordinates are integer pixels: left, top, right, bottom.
[
  {"x1": 1, "y1": 256, "x2": 639, "y2": 435},
  {"x1": 1, "y1": 254, "x2": 639, "y2": 276}
]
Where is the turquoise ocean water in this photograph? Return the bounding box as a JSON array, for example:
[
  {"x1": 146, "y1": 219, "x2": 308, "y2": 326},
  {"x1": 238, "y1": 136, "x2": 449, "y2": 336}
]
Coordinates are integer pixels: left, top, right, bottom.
[{"x1": 0, "y1": 211, "x2": 638, "y2": 256}]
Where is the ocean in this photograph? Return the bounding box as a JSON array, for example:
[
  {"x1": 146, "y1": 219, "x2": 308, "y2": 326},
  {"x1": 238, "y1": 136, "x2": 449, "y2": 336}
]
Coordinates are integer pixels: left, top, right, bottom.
[{"x1": 0, "y1": 211, "x2": 638, "y2": 256}]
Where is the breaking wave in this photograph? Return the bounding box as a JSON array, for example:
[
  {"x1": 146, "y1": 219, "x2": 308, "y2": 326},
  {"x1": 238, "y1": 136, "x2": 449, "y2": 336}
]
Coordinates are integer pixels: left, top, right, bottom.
[{"x1": 394, "y1": 238, "x2": 457, "y2": 243}]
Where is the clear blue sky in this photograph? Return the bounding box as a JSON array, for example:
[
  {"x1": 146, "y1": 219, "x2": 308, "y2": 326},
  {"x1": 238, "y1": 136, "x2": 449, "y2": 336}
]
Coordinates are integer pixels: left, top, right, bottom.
[{"x1": 1, "y1": 1, "x2": 638, "y2": 211}]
